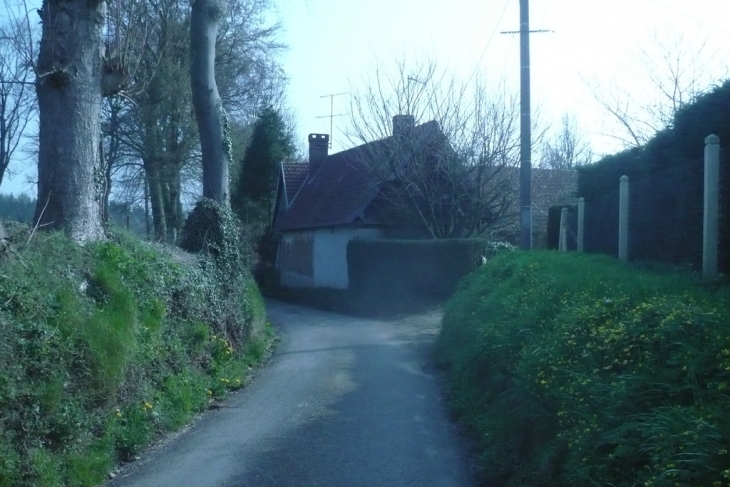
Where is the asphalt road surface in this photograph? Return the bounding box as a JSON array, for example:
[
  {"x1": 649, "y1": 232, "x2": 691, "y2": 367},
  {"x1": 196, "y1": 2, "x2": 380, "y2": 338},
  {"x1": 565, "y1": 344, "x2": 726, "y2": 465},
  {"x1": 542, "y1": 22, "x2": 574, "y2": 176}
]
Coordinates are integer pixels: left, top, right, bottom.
[{"x1": 107, "y1": 300, "x2": 476, "y2": 487}]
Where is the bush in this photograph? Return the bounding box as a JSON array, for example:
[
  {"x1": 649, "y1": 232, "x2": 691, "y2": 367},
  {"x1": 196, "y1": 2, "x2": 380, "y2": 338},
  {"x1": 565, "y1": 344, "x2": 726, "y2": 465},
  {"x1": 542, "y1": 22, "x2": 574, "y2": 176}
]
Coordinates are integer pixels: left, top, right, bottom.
[
  {"x1": 0, "y1": 225, "x2": 272, "y2": 486},
  {"x1": 577, "y1": 79, "x2": 730, "y2": 272},
  {"x1": 436, "y1": 251, "x2": 730, "y2": 486},
  {"x1": 347, "y1": 239, "x2": 494, "y2": 300}
]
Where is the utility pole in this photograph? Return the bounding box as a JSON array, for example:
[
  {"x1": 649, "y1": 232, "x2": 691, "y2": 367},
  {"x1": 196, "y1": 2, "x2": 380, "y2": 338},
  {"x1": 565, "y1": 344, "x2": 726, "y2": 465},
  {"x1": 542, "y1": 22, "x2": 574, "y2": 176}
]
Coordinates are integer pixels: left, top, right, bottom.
[
  {"x1": 316, "y1": 92, "x2": 347, "y2": 149},
  {"x1": 502, "y1": 0, "x2": 550, "y2": 249}
]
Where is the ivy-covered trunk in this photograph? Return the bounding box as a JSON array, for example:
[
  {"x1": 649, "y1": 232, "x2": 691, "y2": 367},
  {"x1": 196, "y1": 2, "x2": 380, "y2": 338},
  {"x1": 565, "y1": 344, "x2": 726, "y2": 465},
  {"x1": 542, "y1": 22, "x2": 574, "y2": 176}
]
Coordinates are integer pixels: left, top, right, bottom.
[
  {"x1": 190, "y1": 0, "x2": 230, "y2": 205},
  {"x1": 35, "y1": 0, "x2": 106, "y2": 242}
]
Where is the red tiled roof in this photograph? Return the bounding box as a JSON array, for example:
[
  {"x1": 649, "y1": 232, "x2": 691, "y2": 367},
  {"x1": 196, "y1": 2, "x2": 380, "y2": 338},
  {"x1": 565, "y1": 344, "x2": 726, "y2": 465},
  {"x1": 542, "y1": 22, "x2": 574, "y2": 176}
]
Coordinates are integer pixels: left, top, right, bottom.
[
  {"x1": 281, "y1": 162, "x2": 309, "y2": 207},
  {"x1": 498, "y1": 167, "x2": 578, "y2": 242},
  {"x1": 276, "y1": 121, "x2": 441, "y2": 231},
  {"x1": 531, "y1": 168, "x2": 578, "y2": 212}
]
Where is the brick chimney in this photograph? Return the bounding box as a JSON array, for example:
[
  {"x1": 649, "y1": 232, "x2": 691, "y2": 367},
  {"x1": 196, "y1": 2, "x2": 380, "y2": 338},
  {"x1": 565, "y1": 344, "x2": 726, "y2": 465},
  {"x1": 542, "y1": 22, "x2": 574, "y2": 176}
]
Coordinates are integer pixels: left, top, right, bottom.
[
  {"x1": 308, "y1": 133, "x2": 329, "y2": 175},
  {"x1": 392, "y1": 114, "x2": 415, "y2": 139}
]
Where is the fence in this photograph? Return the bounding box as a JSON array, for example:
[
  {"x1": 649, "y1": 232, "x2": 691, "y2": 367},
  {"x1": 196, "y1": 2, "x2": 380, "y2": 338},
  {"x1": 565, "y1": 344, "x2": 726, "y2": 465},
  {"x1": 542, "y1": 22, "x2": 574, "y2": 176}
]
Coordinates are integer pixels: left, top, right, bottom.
[{"x1": 548, "y1": 135, "x2": 726, "y2": 280}]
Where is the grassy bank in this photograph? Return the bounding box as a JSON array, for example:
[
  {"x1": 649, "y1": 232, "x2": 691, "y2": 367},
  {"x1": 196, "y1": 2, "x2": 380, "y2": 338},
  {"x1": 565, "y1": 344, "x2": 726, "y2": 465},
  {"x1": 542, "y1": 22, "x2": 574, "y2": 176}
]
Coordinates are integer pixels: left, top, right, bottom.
[
  {"x1": 0, "y1": 224, "x2": 273, "y2": 486},
  {"x1": 436, "y1": 251, "x2": 730, "y2": 486}
]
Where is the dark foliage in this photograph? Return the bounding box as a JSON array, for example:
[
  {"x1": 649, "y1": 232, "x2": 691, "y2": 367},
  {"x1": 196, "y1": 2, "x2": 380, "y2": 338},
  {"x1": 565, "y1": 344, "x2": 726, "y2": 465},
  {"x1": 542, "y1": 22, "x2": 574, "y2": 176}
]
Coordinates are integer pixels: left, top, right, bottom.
[
  {"x1": 347, "y1": 239, "x2": 490, "y2": 300},
  {"x1": 231, "y1": 107, "x2": 294, "y2": 225},
  {"x1": 577, "y1": 79, "x2": 730, "y2": 272},
  {"x1": 546, "y1": 204, "x2": 578, "y2": 250},
  {"x1": 0, "y1": 193, "x2": 34, "y2": 222}
]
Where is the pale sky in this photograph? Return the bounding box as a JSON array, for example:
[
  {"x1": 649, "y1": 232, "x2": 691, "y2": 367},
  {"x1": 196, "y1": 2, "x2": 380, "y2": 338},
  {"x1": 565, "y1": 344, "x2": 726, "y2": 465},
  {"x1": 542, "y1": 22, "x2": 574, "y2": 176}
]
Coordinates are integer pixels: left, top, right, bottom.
[
  {"x1": 279, "y1": 0, "x2": 730, "y2": 153},
  {"x1": 2, "y1": 0, "x2": 730, "y2": 195}
]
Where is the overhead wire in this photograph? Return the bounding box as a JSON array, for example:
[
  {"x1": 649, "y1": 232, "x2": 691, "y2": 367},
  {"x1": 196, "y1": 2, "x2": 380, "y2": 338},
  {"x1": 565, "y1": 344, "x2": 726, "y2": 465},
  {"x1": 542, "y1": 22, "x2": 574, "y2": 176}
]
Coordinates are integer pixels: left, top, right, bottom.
[
  {"x1": 645, "y1": 0, "x2": 730, "y2": 37},
  {"x1": 466, "y1": 0, "x2": 511, "y2": 85}
]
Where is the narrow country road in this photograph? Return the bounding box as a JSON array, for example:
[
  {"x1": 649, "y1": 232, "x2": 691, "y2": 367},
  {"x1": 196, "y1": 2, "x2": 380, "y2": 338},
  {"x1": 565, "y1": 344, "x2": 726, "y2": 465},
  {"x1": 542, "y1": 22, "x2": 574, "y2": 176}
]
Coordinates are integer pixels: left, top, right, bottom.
[{"x1": 107, "y1": 300, "x2": 476, "y2": 487}]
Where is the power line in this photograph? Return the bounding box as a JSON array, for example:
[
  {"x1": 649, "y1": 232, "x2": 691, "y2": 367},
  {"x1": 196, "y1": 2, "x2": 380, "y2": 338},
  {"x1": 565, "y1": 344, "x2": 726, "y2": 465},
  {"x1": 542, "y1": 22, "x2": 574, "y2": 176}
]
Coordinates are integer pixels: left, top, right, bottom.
[
  {"x1": 466, "y1": 0, "x2": 510, "y2": 85},
  {"x1": 645, "y1": 0, "x2": 730, "y2": 37}
]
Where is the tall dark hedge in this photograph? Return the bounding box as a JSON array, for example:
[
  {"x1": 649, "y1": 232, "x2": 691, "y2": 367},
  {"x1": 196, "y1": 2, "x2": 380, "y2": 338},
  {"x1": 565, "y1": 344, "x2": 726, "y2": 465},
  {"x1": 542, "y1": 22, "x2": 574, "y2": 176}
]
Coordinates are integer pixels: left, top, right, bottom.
[
  {"x1": 347, "y1": 239, "x2": 486, "y2": 300},
  {"x1": 577, "y1": 79, "x2": 730, "y2": 272}
]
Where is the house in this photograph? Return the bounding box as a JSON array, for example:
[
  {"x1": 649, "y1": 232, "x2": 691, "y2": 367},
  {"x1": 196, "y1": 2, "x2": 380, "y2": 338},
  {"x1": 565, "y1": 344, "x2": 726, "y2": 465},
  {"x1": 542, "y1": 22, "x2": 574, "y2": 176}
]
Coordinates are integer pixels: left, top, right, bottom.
[
  {"x1": 272, "y1": 115, "x2": 578, "y2": 289},
  {"x1": 272, "y1": 115, "x2": 449, "y2": 289}
]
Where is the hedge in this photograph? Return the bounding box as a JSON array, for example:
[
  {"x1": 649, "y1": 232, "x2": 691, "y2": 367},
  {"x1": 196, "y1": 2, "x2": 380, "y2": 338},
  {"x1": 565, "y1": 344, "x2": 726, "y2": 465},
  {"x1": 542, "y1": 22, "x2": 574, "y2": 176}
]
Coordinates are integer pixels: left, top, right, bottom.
[
  {"x1": 346, "y1": 239, "x2": 487, "y2": 300},
  {"x1": 577, "y1": 79, "x2": 730, "y2": 272}
]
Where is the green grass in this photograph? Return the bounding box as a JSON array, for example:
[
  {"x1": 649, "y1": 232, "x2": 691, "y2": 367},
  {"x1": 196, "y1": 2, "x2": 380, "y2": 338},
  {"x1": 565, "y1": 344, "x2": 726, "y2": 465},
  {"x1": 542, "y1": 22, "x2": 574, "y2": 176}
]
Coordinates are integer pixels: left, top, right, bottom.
[
  {"x1": 0, "y1": 225, "x2": 274, "y2": 486},
  {"x1": 436, "y1": 251, "x2": 730, "y2": 486}
]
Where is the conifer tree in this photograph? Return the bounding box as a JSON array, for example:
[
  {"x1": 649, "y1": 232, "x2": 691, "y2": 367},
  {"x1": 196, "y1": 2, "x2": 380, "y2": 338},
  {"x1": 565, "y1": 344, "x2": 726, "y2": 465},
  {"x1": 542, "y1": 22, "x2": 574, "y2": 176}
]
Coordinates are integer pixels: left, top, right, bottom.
[{"x1": 232, "y1": 107, "x2": 294, "y2": 225}]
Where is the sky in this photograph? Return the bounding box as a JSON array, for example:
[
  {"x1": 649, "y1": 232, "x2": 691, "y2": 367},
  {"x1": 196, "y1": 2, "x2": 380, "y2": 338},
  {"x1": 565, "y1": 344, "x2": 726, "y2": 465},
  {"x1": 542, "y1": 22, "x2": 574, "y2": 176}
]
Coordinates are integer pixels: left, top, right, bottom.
[
  {"x1": 278, "y1": 0, "x2": 730, "y2": 153},
  {"x1": 3, "y1": 0, "x2": 730, "y2": 195}
]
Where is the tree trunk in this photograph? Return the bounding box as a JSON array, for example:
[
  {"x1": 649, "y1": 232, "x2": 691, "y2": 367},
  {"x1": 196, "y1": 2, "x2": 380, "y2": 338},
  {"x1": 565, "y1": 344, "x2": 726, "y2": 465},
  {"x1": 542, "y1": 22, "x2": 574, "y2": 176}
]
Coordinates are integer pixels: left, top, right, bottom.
[
  {"x1": 164, "y1": 168, "x2": 182, "y2": 242},
  {"x1": 190, "y1": 0, "x2": 229, "y2": 205},
  {"x1": 35, "y1": 0, "x2": 106, "y2": 243},
  {"x1": 144, "y1": 158, "x2": 167, "y2": 241}
]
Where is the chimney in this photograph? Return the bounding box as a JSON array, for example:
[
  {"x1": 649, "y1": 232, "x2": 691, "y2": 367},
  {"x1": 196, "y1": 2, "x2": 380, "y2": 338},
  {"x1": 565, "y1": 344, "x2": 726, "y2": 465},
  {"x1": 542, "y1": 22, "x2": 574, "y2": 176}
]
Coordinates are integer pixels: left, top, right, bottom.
[
  {"x1": 308, "y1": 133, "x2": 329, "y2": 175},
  {"x1": 392, "y1": 114, "x2": 415, "y2": 139}
]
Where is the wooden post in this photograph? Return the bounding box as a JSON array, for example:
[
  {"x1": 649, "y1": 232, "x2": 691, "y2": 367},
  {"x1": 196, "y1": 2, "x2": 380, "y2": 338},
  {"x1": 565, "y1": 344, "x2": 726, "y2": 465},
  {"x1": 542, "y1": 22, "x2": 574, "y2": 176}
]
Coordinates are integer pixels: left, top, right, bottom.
[
  {"x1": 618, "y1": 175, "x2": 629, "y2": 262},
  {"x1": 577, "y1": 197, "x2": 585, "y2": 252},
  {"x1": 703, "y1": 134, "x2": 720, "y2": 280},
  {"x1": 559, "y1": 207, "x2": 568, "y2": 251}
]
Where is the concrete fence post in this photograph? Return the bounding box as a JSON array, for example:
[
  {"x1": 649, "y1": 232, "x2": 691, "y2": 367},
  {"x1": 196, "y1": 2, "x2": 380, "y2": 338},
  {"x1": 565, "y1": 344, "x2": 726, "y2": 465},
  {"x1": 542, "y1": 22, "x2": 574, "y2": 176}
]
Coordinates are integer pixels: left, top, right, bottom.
[
  {"x1": 577, "y1": 197, "x2": 585, "y2": 252},
  {"x1": 704, "y1": 134, "x2": 720, "y2": 280},
  {"x1": 618, "y1": 175, "x2": 629, "y2": 262},
  {"x1": 559, "y1": 207, "x2": 568, "y2": 251}
]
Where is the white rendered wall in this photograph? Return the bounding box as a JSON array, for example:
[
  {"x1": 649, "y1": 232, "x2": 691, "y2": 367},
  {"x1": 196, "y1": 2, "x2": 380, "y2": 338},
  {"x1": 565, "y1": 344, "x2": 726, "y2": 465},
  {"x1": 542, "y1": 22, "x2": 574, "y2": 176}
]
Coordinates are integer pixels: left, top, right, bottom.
[{"x1": 312, "y1": 227, "x2": 382, "y2": 289}]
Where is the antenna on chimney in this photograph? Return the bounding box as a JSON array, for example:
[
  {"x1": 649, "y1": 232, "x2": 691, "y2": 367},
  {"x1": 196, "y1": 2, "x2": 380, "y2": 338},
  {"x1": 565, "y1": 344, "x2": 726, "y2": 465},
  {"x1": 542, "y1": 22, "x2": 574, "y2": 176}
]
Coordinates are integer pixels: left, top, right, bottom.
[{"x1": 316, "y1": 92, "x2": 348, "y2": 149}]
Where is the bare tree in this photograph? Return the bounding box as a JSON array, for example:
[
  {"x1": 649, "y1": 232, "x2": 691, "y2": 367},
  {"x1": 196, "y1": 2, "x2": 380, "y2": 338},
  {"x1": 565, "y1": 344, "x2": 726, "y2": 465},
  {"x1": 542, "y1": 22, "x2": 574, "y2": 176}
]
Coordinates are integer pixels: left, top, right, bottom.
[
  {"x1": 587, "y1": 32, "x2": 725, "y2": 149},
  {"x1": 540, "y1": 114, "x2": 593, "y2": 169},
  {"x1": 0, "y1": 12, "x2": 35, "y2": 190},
  {"x1": 347, "y1": 61, "x2": 526, "y2": 239}
]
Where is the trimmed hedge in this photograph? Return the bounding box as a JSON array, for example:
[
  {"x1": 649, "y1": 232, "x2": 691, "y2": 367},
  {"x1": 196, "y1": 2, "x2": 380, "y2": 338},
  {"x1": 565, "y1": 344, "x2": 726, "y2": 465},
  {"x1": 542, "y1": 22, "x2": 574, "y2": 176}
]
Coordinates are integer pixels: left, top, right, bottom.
[
  {"x1": 347, "y1": 239, "x2": 487, "y2": 299},
  {"x1": 577, "y1": 79, "x2": 730, "y2": 272}
]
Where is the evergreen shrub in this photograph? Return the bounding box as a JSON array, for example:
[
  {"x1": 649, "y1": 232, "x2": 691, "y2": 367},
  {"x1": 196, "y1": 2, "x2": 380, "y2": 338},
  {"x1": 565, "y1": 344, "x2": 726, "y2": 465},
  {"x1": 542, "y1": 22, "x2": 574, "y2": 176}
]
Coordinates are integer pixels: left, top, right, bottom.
[{"x1": 577, "y1": 80, "x2": 730, "y2": 272}]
